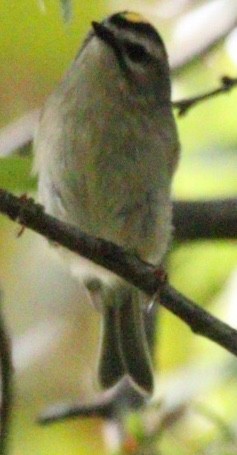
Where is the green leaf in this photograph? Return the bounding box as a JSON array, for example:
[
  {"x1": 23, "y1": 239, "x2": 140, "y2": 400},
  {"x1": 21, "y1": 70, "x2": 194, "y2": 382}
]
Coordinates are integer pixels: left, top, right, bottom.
[{"x1": 60, "y1": 0, "x2": 72, "y2": 23}]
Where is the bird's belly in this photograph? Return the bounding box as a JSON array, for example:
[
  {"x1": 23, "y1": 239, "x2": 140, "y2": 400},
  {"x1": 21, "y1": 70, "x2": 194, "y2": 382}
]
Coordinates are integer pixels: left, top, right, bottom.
[{"x1": 41, "y1": 178, "x2": 171, "y2": 286}]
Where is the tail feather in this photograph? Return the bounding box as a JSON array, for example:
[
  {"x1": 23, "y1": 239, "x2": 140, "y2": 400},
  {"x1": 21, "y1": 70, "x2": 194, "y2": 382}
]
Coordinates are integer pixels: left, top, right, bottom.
[
  {"x1": 98, "y1": 304, "x2": 125, "y2": 389},
  {"x1": 98, "y1": 286, "x2": 154, "y2": 396},
  {"x1": 117, "y1": 287, "x2": 154, "y2": 395}
]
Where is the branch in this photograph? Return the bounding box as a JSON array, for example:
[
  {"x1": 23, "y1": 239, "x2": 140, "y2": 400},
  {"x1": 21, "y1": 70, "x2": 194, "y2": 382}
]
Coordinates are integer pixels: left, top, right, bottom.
[
  {"x1": 38, "y1": 378, "x2": 145, "y2": 424},
  {"x1": 160, "y1": 284, "x2": 237, "y2": 355},
  {"x1": 0, "y1": 189, "x2": 236, "y2": 359},
  {"x1": 173, "y1": 198, "x2": 237, "y2": 240},
  {"x1": 0, "y1": 109, "x2": 39, "y2": 157},
  {"x1": 0, "y1": 291, "x2": 13, "y2": 455},
  {"x1": 173, "y1": 76, "x2": 237, "y2": 116},
  {"x1": 169, "y1": 1, "x2": 237, "y2": 74}
]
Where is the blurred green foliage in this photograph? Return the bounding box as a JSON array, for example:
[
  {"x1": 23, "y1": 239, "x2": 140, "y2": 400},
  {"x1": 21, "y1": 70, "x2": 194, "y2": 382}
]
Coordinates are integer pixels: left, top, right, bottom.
[{"x1": 0, "y1": 155, "x2": 35, "y2": 191}]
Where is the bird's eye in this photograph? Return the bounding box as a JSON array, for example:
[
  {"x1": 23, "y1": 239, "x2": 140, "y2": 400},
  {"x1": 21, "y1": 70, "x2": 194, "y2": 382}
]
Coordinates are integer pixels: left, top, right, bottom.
[{"x1": 123, "y1": 42, "x2": 150, "y2": 64}]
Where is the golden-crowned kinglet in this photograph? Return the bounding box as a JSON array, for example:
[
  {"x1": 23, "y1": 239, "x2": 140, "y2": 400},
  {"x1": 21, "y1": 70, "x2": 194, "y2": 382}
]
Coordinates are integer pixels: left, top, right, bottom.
[{"x1": 34, "y1": 11, "x2": 179, "y2": 396}]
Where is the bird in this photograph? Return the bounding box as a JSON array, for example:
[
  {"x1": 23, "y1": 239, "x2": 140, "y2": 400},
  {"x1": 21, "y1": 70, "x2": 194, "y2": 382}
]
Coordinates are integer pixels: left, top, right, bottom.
[{"x1": 33, "y1": 11, "x2": 179, "y2": 397}]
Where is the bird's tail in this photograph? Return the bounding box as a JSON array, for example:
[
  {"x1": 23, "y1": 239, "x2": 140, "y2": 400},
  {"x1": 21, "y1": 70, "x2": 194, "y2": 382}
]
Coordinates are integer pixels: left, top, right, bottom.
[{"x1": 98, "y1": 285, "x2": 154, "y2": 396}]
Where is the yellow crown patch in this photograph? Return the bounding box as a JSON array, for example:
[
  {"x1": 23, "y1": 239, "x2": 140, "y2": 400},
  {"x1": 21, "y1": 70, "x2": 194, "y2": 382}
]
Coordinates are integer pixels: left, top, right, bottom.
[{"x1": 121, "y1": 12, "x2": 149, "y2": 24}]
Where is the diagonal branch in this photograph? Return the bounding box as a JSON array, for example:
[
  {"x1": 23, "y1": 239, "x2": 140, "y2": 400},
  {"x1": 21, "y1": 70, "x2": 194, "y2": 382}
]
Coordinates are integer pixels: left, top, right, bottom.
[{"x1": 0, "y1": 188, "x2": 236, "y2": 358}]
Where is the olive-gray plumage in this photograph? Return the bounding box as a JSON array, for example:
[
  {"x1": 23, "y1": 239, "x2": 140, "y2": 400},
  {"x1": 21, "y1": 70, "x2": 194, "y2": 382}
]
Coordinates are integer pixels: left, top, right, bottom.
[{"x1": 34, "y1": 11, "x2": 179, "y2": 395}]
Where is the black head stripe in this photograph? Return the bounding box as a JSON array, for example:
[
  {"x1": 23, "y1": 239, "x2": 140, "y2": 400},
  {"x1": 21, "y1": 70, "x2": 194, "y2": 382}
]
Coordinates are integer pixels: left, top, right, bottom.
[
  {"x1": 109, "y1": 12, "x2": 164, "y2": 49},
  {"x1": 92, "y1": 21, "x2": 131, "y2": 77},
  {"x1": 122, "y1": 40, "x2": 154, "y2": 64},
  {"x1": 92, "y1": 21, "x2": 115, "y2": 46}
]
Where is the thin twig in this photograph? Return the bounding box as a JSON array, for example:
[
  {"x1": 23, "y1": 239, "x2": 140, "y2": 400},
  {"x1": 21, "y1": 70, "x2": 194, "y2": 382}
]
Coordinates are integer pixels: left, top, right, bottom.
[
  {"x1": 38, "y1": 378, "x2": 145, "y2": 424},
  {"x1": 173, "y1": 76, "x2": 237, "y2": 116},
  {"x1": 0, "y1": 189, "x2": 236, "y2": 359},
  {"x1": 0, "y1": 291, "x2": 13, "y2": 455}
]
